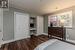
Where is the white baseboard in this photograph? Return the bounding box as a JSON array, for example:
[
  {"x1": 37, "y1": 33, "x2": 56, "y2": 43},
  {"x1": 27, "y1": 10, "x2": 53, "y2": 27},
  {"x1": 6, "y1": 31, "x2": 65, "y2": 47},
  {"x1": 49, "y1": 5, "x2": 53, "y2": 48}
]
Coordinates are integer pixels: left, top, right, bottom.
[
  {"x1": 35, "y1": 33, "x2": 48, "y2": 36},
  {"x1": 14, "y1": 36, "x2": 30, "y2": 41},
  {"x1": 35, "y1": 34, "x2": 41, "y2": 36},
  {"x1": 66, "y1": 39, "x2": 75, "y2": 43},
  {"x1": 0, "y1": 36, "x2": 30, "y2": 47},
  {"x1": 0, "y1": 34, "x2": 48, "y2": 48},
  {"x1": 42, "y1": 33, "x2": 48, "y2": 35}
]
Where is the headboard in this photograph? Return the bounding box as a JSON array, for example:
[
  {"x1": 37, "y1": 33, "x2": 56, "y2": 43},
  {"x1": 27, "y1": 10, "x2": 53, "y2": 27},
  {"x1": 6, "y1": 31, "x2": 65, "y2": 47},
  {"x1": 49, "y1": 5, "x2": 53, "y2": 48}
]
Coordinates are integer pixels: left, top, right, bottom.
[{"x1": 48, "y1": 27, "x2": 66, "y2": 40}]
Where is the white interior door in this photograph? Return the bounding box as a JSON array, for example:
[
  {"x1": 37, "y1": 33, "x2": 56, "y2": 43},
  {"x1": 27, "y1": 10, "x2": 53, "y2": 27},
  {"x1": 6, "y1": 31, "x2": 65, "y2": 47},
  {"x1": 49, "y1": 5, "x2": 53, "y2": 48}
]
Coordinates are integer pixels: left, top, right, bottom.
[
  {"x1": 14, "y1": 12, "x2": 29, "y2": 40},
  {"x1": 37, "y1": 16, "x2": 44, "y2": 35}
]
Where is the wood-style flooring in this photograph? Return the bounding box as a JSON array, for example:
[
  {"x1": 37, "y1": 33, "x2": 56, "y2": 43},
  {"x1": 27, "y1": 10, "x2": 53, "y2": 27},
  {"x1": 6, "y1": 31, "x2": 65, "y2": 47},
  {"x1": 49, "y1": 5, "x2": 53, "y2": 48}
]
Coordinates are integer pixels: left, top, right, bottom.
[{"x1": 0, "y1": 35, "x2": 50, "y2": 50}]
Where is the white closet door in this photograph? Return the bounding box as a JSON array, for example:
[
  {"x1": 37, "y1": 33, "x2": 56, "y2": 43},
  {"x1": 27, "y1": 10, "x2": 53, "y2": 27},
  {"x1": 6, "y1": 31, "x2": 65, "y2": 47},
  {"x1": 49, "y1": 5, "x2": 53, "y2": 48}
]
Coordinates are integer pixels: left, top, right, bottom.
[
  {"x1": 37, "y1": 16, "x2": 44, "y2": 35},
  {"x1": 14, "y1": 12, "x2": 29, "y2": 40}
]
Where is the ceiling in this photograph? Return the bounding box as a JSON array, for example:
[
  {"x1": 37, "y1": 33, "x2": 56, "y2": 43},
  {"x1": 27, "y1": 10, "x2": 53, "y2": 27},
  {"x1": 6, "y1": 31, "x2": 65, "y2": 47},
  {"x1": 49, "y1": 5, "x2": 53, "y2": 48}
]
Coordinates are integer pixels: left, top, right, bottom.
[{"x1": 9, "y1": 0, "x2": 75, "y2": 15}]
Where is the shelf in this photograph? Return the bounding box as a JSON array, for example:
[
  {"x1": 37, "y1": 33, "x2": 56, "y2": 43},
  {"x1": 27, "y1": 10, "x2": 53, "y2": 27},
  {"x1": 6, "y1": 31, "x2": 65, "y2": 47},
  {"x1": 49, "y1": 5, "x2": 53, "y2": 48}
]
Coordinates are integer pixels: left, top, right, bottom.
[
  {"x1": 30, "y1": 17, "x2": 36, "y2": 19},
  {"x1": 30, "y1": 16, "x2": 37, "y2": 35},
  {"x1": 30, "y1": 23, "x2": 35, "y2": 24},
  {"x1": 30, "y1": 28, "x2": 36, "y2": 31}
]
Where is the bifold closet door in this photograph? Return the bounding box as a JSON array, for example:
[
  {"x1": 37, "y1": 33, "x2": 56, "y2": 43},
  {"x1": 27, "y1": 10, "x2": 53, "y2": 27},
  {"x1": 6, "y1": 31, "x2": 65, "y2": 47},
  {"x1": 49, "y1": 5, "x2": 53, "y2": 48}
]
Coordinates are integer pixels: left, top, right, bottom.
[
  {"x1": 37, "y1": 16, "x2": 44, "y2": 35},
  {"x1": 14, "y1": 12, "x2": 29, "y2": 40}
]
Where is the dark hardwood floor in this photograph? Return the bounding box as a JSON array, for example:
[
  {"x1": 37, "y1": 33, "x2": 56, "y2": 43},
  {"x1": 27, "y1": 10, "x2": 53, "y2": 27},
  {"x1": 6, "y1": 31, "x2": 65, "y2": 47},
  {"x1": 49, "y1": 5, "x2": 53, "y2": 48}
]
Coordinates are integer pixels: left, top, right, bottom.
[{"x1": 0, "y1": 35, "x2": 50, "y2": 50}]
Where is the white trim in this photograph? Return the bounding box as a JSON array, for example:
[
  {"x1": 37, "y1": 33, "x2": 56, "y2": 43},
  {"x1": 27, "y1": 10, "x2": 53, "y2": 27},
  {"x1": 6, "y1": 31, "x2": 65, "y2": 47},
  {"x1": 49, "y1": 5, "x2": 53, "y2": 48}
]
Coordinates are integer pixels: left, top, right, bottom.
[
  {"x1": 42, "y1": 33, "x2": 48, "y2": 35},
  {"x1": 51, "y1": 35, "x2": 63, "y2": 40},
  {"x1": 66, "y1": 39, "x2": 75, "y2": 43},
  {"x1": 34, "y1": 33, "x2": 41, "y2": 36},
  {"x1": 1, "y1": 36, "x2": 30, "y2": 46},
  {"x1": 35, "y1": 33, "x2": 48, "y2": 36},
  {"x1": 1, "y1": 33, "x2": 48, "y2": 47}
]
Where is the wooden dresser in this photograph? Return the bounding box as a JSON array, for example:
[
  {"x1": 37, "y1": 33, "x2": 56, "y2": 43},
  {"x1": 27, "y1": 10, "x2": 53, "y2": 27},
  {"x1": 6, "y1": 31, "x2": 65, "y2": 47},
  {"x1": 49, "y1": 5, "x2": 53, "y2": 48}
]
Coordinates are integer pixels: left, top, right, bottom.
[{"x1": 48, "y1": 27, "x2": 66, "y2": 40}]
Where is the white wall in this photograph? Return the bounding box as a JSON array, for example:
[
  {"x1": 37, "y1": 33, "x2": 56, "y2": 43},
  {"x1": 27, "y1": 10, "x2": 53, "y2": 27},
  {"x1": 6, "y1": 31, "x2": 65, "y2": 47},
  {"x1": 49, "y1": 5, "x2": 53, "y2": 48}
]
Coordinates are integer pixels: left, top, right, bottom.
[
  {"x1": 44, "y1": 6, "x2": 75, "y2": 41},
  {"x1": 2, "y1": 7, "x2": 44, "y2": 41},
  {"x1": 66, "y1": 7, "x2": 75, "y2": 40},
  {"x1": 2, "y1": 7, "x2": 30, "y2": 41},
  {"x1": 3, "y1": 9, "x2": 14, "y2": 41},
  {"x1": 44, "y1": 16, "x2": 48, "y2": 33},
  {"x1": 0, "y1": 9, "x2": 3, "y2": 43}
]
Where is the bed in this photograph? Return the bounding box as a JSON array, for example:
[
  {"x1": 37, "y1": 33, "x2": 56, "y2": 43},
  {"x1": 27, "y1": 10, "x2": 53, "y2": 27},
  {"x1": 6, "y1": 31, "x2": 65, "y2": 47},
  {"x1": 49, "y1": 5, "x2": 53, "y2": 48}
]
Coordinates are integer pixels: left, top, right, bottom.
[
  {"x1": 34, "y1": 39, "x2": 75, "y2": 50},
  {"x1": 34, "y1": 27, "x2": 75, "y2": 50}
]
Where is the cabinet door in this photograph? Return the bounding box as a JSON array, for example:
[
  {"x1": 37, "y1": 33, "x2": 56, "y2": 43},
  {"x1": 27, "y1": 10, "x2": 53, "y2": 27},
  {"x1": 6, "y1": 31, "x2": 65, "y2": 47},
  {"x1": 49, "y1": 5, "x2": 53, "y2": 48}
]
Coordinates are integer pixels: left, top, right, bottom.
[{"x1": 14, "y1": 12, "x2": 29, "y2": 40}]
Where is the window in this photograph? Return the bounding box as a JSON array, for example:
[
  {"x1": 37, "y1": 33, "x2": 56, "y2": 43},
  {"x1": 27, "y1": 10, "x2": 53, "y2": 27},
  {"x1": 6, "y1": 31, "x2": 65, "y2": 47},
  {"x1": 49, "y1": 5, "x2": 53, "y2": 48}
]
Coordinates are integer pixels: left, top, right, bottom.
[{"x1": 48, "y1": 11, "x2": 72, "y2": 28}]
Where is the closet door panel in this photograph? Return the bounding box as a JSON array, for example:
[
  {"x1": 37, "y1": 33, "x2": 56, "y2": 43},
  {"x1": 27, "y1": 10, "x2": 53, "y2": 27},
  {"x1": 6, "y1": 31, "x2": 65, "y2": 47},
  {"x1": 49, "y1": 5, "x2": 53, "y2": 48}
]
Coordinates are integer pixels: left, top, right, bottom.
[
  {"x1": 14, "y1": 12, "x2": 29, "y2": 40},
  {"x1": 37, "y1": 16, "x2": 44, "y2": 35}
]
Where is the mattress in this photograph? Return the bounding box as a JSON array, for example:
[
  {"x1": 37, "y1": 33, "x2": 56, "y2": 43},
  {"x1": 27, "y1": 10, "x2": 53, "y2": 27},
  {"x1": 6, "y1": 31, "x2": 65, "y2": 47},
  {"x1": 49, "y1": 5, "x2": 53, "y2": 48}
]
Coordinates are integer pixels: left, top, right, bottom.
[{"x1": 34, "y1": 39, "x2": 75, "y2": 50}]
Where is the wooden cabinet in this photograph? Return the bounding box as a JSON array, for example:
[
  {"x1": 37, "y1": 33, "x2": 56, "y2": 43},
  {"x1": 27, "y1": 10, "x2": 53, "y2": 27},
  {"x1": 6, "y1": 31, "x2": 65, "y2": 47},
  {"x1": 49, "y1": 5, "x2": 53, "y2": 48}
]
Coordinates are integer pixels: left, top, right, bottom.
[{"x1": 48, "y1": 27, "x2": 66, "y2": 40}]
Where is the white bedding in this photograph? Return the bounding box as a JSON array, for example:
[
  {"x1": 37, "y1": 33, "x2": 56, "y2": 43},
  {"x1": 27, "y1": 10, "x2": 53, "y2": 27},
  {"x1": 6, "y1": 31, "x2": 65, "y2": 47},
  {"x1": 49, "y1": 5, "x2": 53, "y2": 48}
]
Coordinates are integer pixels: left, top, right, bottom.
[{"x1": 34, "y1": 39, "x2": 75, "y2": 50}]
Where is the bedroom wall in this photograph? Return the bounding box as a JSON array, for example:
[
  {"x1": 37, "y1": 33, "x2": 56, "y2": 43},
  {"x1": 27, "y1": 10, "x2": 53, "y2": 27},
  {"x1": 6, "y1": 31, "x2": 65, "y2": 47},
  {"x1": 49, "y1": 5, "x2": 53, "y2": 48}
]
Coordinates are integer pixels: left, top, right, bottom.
[
  {"x1": 44, "y1": 16, "x2": 48, "y2": 33},
  {"x1": 44, "y1": 6, "x2": 75, "y2": 41},
  {"x1": 3, "y1": 7, "x2": 31, "y2": 41},
  {"x1": 3, "y1": 9, "x2": 14, "y2": 41},
  {"x1": 3, "y1": 7, "x2": 44, "y2": 41}
]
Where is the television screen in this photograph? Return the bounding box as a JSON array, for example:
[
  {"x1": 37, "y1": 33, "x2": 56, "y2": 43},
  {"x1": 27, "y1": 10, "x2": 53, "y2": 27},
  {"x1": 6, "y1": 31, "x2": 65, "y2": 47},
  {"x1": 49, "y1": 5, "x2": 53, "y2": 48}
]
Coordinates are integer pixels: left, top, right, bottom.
[{"x1": 30, "y1": 24, "x2": 34, "y2": 28}]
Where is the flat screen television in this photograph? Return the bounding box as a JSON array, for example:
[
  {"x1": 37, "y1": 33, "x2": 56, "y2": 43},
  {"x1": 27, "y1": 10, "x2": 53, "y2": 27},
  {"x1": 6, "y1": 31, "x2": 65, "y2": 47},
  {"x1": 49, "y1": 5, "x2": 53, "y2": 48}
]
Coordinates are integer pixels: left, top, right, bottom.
[{"x1": 30, "y1": 24, "x2": 34, "y2": 28}]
